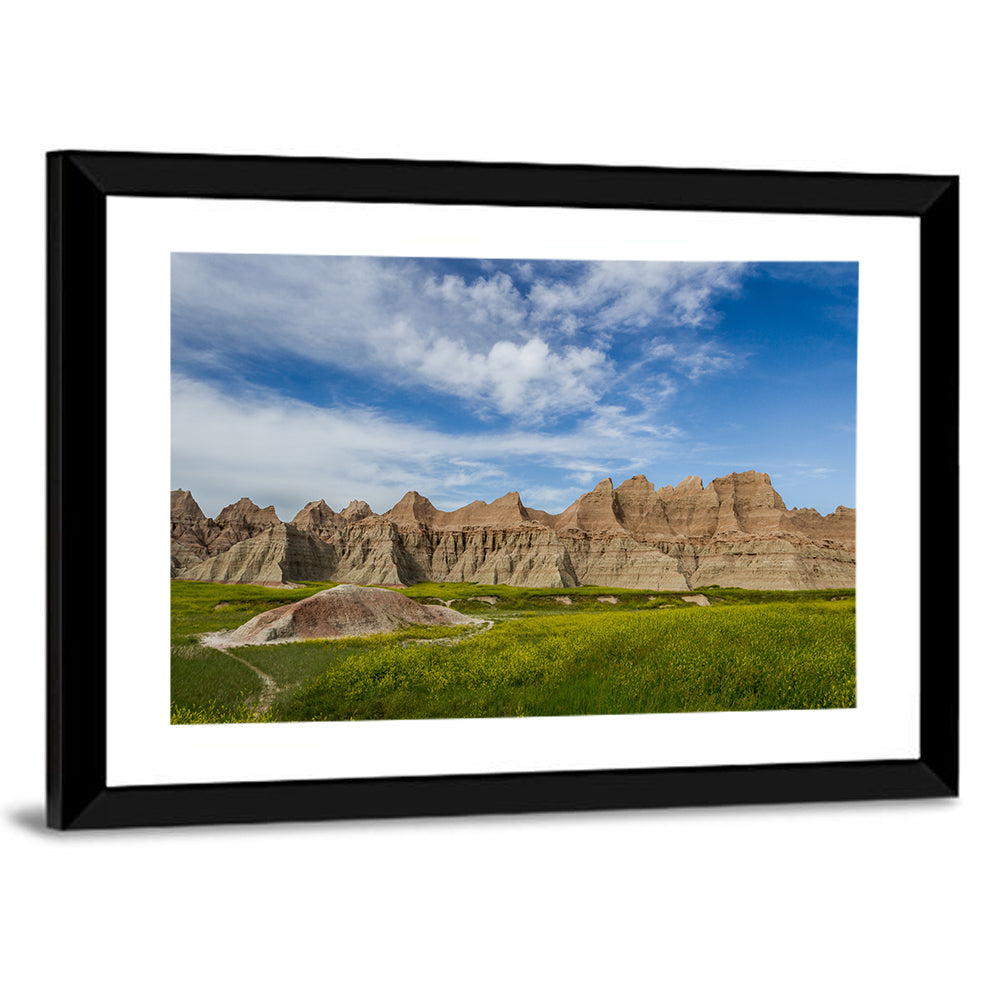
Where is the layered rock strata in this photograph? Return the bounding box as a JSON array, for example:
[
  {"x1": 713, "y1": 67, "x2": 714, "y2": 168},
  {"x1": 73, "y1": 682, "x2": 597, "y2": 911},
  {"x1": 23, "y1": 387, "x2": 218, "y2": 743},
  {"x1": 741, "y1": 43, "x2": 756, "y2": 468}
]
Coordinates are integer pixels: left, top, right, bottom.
[
  {"x1": 208, "y1": 584, "x2": 474, "y2": 646},
  {"x1": 170, "y1": 491, "x2": 283, "y2": 573},
  {"x1": 172, "y1": 471, "x2": 855, "y2": 590}
]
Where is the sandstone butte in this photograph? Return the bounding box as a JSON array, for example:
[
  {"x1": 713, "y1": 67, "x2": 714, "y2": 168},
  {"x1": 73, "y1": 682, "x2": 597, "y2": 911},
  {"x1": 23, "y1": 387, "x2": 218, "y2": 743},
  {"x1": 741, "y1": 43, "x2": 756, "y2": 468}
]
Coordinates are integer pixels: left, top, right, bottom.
[{"x1": 170, "y1": 471, "x2": 856, "y2": 591}]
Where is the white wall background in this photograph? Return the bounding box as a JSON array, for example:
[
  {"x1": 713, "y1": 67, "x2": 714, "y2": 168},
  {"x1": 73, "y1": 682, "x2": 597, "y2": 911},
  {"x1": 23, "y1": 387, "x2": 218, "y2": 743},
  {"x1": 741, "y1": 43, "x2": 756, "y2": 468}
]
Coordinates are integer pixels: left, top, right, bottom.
[{"x1": 1, "y1": 3, "x2": 994, "y2": 997}]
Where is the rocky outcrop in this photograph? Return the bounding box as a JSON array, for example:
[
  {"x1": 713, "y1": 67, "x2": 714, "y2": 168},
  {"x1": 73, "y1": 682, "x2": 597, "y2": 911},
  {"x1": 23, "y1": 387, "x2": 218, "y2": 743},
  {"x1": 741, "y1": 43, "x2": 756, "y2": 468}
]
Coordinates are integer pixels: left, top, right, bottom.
[
  {"x1": 555, "y1": 478, "x2": 628, "y2": 533},
  {"x1": 171, "y1": 489, "x2": 221, "y2": 568},
  {"x1": 173, "y1": 470, "x2": 855, "y2": 590},
  {"x1": 208, "y1": 584, "x2": 475, "y2": 646},
  {"x1": 211, "y1": 498, "x2": 282, "y2": 554},
  {"x1": 291, "y1": 499, "x2": 345, "y2": 541},
  {"x1": 180, "y1": 523, "x2": 338, "y2": 586},
  {"x1": 683, "y1": 536, "x2": 856, "y2": 590},
  {"x1": 341, "y1": 500, "x2": 374, "y2": 522},
  {"x1": 170, "y1": 490, "x2": 285, "y2": 567},
  {"x1": 171, "y1": 489, "x2": 215, "y2": 553}
]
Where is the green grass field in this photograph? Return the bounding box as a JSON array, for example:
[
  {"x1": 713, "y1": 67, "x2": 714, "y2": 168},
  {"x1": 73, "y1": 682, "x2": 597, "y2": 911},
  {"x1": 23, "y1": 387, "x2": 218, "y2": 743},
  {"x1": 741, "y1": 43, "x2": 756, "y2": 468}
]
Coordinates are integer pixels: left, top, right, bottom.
[{"x1": 170, "y1": 580, "x2": 855, "y2": 723}]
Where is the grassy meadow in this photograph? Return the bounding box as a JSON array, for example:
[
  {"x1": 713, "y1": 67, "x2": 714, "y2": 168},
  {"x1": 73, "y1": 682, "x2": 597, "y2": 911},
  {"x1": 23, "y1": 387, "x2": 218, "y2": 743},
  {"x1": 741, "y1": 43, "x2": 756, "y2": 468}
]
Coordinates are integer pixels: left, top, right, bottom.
[{"x1": 170, "y1": 580, "x2": 856, "y2": 724}]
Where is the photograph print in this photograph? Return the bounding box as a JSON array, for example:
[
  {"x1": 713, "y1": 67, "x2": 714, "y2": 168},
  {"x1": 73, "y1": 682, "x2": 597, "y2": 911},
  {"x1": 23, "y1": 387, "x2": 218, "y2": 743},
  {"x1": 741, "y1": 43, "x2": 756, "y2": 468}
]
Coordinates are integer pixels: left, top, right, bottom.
[{"x1": 169, "y1": 254, "x2": 858, "y2": 725}]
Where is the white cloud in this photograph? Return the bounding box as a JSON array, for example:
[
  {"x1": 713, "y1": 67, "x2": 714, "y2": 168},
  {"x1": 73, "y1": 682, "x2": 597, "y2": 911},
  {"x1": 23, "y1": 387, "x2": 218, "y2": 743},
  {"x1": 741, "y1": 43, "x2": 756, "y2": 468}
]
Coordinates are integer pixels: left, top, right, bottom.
[
  {"x1": 392, "y1": 334, "x2": 610, "y2": 419},
  {"x1": 648, "y1": 338, "x2": 747, "y2": 381},
  {"x1": 171, "y1": 375, "x2": 676, "y2": 521},
  {"x1": 172, "y1": 255, "x2": 749, "y2": 422},
  {"x1": 528, "y1": 261, "x2": 745, "y2": 332},
  {"x1": 424, "y1": 270, "x2": 527, "y2": 329}
]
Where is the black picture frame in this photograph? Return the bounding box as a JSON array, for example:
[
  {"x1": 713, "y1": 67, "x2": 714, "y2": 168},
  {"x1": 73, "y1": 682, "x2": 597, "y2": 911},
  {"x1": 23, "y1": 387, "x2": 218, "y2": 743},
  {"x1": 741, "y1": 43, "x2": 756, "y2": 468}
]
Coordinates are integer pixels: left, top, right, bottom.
[{"x1": 47, "y1": 151, "x2": 958, "y2": 829}]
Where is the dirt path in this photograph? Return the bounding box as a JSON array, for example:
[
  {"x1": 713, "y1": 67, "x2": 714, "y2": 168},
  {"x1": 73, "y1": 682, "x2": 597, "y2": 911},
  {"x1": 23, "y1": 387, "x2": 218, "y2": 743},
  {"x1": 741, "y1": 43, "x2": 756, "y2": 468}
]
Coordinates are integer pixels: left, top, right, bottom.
[
  {"x1": 205, "y1": 619, "x2": 493, "y2": 716},
  {"x1": 405, "y1": 618, "x2": 495, "y2": 647},
  {"x1": 212, "y1": 646, "x2": 280, "y2": 716}
]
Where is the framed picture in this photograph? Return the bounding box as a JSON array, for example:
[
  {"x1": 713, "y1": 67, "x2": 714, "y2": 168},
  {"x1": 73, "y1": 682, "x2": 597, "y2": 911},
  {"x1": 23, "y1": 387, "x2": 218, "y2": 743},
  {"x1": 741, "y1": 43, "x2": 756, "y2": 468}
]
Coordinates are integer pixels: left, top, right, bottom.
[{"x1": 47, "y1": 152, "x2": 958, "y2": 829}]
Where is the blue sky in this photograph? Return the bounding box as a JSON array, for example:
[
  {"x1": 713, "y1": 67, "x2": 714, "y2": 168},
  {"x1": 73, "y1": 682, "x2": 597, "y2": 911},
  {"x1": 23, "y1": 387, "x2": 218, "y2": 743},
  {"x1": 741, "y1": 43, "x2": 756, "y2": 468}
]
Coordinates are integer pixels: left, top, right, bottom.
[{"x1": 171, "y1": 254, "x2": 857, "y2": 521}]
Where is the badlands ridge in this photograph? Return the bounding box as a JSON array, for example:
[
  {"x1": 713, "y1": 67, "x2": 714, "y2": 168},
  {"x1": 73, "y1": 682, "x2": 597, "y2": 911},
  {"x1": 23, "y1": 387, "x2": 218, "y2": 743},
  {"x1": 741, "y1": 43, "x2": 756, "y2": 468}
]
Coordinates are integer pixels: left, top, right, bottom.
[{"x1": 171, "y1": 471, "x2": 854, "y2": 590}]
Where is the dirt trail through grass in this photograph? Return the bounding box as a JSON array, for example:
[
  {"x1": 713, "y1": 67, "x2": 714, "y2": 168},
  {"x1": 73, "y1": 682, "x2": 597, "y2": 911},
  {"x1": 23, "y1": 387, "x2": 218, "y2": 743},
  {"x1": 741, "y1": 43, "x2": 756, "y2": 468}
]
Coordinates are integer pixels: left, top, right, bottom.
[
  {"x1": 405, "y1": 618, "x2": 494, "y2": 645},
  {"x1": 205, "y1": 619, "x2": 494, "y2": 716},
  {"x1": 213, "y1": 646, "x2": 280, "y2": 716}
]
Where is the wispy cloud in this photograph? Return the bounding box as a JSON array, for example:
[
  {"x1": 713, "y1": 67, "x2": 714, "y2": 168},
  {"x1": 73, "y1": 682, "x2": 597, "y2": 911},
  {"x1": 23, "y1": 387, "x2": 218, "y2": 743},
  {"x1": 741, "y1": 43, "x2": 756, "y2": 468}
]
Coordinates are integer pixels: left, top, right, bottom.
[
  {"x1": 171, "y1": 375, "x2": 678, "y2": 520},
  {"x1": 172, "y1": 255, "x2": 748, "y2": 423},
  {"x1": 648, "y1": 337, "x2": 749, "y2": 381},
  {"x1": 528, "y1": 260, "x2": 745, "y2": 332}
]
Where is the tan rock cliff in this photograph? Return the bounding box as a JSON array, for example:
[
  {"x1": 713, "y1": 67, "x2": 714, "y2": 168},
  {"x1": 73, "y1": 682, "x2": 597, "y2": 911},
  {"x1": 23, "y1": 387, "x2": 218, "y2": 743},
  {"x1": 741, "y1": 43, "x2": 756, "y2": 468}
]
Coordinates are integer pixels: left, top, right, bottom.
[{"x1": 173, "y1": 471, "x2": 855, "y2": 589}]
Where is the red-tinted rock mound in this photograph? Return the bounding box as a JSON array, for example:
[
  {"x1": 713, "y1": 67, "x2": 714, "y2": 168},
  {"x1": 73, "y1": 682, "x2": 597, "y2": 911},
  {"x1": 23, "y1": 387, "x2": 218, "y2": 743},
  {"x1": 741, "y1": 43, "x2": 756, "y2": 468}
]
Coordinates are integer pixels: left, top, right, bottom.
[{"x1": 212, "y1": 584, "x2": 475, "y2": 646}]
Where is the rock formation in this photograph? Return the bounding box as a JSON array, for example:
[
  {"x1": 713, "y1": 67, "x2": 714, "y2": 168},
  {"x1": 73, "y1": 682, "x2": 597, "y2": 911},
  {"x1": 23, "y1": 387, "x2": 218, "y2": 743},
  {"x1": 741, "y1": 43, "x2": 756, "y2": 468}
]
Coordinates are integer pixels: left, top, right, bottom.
[
  {"x1": 170, "y1": 489, "x2": 218, "y2": 572},
  {"x1": 180, "y1": 523, "x2": 338, "y2": 586},
  {"x1": 172, "y1": 471, "x2": 855, "y2": 590},
  {"x1": 206, "y1": 584, "x2": 475, "y2": 646},
  {"x1": 170, "y1": 490, "x2": 281, "y2": 570}
]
